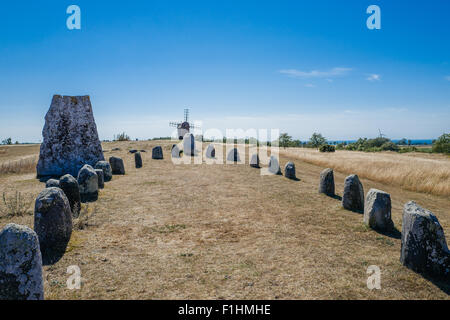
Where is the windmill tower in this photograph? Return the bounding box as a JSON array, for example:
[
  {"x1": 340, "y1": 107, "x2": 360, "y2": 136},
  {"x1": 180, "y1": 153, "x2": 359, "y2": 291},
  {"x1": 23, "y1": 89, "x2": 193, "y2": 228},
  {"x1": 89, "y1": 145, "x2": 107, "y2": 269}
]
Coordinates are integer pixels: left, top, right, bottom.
[{"x1": 169, "y1": 108, "x2": 199, "y2": 140}]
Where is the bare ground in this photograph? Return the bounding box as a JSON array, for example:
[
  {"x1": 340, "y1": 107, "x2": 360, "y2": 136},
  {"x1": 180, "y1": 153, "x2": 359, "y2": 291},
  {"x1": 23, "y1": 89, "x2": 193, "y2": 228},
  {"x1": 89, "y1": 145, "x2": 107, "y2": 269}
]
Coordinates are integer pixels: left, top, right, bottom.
[{"x1": 0, "y1": 141, "x2": 449, "y2": 299}]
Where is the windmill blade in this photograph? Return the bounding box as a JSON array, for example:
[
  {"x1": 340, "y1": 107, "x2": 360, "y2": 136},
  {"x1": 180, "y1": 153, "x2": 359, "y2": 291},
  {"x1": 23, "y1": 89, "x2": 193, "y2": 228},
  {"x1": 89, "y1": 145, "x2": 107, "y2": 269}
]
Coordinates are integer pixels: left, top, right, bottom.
[{"x1": 169, "y1": 122, "x2": 180, "y2": 128}]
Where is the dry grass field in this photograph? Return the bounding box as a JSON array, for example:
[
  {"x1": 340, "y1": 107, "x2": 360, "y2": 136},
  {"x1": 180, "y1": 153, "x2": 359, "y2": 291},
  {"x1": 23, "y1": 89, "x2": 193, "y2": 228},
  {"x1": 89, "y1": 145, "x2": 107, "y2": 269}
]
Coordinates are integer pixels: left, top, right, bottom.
[{"x1": 0, "y1": 141, "x2": 449, "y2": 299}]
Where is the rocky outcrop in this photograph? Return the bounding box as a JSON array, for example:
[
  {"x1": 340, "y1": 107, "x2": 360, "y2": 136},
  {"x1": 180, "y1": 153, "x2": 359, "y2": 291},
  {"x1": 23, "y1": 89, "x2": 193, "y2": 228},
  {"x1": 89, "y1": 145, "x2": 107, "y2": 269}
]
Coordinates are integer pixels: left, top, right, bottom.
[{"x1": 36, "y1": 95, "x2": 104, "y2": 178}]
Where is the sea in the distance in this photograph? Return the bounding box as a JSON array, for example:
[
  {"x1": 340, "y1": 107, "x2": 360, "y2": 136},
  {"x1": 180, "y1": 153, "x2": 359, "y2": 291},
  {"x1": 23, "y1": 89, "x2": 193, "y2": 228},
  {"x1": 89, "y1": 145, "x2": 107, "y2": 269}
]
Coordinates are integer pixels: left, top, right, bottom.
[{"x1": 325, "y1": 139, "x2": 434, "y2": 145}]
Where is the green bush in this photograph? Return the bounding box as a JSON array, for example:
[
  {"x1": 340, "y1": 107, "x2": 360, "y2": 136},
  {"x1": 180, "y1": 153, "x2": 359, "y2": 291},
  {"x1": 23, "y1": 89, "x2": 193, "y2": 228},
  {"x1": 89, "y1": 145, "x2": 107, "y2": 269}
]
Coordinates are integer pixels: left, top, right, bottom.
[
  {"x1": 432, "y1": 133, "x2": 450, "y2": 154},
  {"x1": 319, "y1": 144, "x2": 336, "y2": 152},
  {"x1": 380, "y1": 141, "x2": 400, "y2": 151}
]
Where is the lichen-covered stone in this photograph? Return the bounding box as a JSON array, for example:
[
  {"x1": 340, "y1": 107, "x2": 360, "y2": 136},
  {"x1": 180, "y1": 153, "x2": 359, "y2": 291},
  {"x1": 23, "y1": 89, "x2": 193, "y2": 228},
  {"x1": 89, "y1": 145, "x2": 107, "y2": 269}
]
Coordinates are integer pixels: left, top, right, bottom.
[
  {"x1": 206, "y1": 144, "x2": 215, "y2": 159},
  {"x1": 36, "y1": 95, "x2": 104, "y2": 178},
  {"x1": 95, "y1": 160, "x2": 112, "y2": 182},
  {"x1": 284, "y1": 162, "x2": 296, "y2": 179},
  {"x1": 342, "y1": 174, "x2": 364, "y2": 212},
  {"x1": 268, "y1": 156, "x2": 281, "y2": 175},
  {"x1": 45, "y1": 179, "x2": 59, "y2": 188},
  {"x1": 152, "y1": 146, "x2": 164, "y2": 160},
  {"x1": 59, "y1": 174, "x2": 81, "y2": 218},
  {"x1": 227, "y1": 148, "x2": 240, "y2": 162},
  {"x1": 400, "y1": 201, "x2": 450, "y2": 279},
  {"x1": 77, "y1": 164, "x2": 98, "y2": 202},
  {"x1": 319, "y1": 168, "x2": 335, "y2": 196},
  {"x1": 135, "y1": 152, "x2": 143, "y2": 168},
  {"x1": 250, "y1": 154, "x2": 260, "y2": 168},
  {"x1": 363, "y1": 189, "x2": 393, "y2": 231},
  {"x1": 34, "y1": 187, "x2": 72, "y2": 265},
  {"x1": 0, "y1": 224, "x2": 44, "y2": 300},
  {"x1": 183, "y1": 134, "x2": 195, "y2": 156},
  {"x1": 94, "y1": 169, "x2": 105, "y2": 189},
  {"x1": 109, "y1": 157, "x2": 125, "y2": 175}
]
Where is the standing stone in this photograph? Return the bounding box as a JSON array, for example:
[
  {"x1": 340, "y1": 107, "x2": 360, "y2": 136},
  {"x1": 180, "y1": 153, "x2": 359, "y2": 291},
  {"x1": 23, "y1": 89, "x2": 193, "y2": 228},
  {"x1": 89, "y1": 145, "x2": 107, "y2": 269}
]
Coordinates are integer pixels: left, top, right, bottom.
[
  {"x1": 134, "y1": 152, "x2": 143, "y2": 168},
  {"x1": 109, "y1": 156, "x2": 125, "y2": 175},
  {"x1": 94, "y1": 169, "x2": 105, "y2": 189},
  {"x1": 400, "y1": 201, "x2": 450, "y2": 279},
  {"x1": 206, "y1": 144, "x2": 215, "y2": 159},
  {"x1": 77, "y1": 164, "x2": 99, "y2": 202},
  {"x1": 171, "y1": 145, "x2": 181, "y2": 158},
  {"x1": 183, "y1": 133, "x2": 195, "y2": 156},
  {"x1": 363, "y1": 189, "x2": 393, "y2": 231},
  {"x1": 268, "y1": 156, "x2": 281, "y2": 175},
  {"x1": 152, "y1": 146, "x2": 164, "y2": 160},
  {"x1": 342, "y1": 174, "x2": 364, "y2": 212},
  {"x1": 0, "y1": 224, "x2": 44, "y2": 300},
  {"x1": 250, "y1": 154, "x2": 260, "y2": 168},
  {"x1": 36, "y1": 95, "x2": 104, "y2": 178},
  {"x1": 227, "y1": 148, "x2": 240, "y2": 162},
  {"x1": 59, "y1": 174, "x2": 81, "y2": 218},
  {"x1": 284, "y1": 162, "x2": 296, "y2": 179},
  {"x1": 34, "y1": 187, "x2": 72, "y2": 265},
  {"x1": 319, "y1": 168, "x2": 335, "y2": 196},
  {"x1": 45, "y1": 179, "x2": 60, "y2": 188},
  {"x1": 95, "y1": 160, "x2": 112, "y2": 182}
]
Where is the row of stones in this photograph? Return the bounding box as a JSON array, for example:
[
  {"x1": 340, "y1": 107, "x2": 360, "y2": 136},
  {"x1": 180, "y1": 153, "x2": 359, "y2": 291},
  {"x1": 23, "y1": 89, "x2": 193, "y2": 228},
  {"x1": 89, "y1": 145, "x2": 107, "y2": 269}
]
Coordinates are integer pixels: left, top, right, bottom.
[
  {"x1": 0, "y1": 157, "x2": 127, "y2": 300},
  {"x1": 319, "y1": 168, "x2": 449, "y2": 280}
]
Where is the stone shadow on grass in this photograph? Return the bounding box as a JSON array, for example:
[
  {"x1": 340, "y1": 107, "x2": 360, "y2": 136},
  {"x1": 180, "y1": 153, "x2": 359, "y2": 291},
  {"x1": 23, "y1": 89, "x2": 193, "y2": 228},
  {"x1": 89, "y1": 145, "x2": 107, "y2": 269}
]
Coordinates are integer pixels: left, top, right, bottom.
[{"x1": 374, "y1": 226, "x2": 401, "y2": 240}]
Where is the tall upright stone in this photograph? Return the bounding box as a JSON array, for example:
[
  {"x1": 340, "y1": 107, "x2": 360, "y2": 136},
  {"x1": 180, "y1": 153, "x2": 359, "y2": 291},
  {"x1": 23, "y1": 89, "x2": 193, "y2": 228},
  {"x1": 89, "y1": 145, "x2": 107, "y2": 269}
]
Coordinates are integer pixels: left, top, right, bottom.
[
  {"x1": 95, "y1": 169, "x2": 105, "y2": 189},
  {"x1": 342, "y1": 174, "x2": 364, "y2": 212},
  {"x1": 400, "y1": 201, "x2": 450, "y2": 279},
  {"x1": 59, "y1": 174, "x2": 81, "y2": 218},
  {"x1": 183, "y1": 133, "x2": 195, "y2": 156},
  {"x1": 0, "y1": 224, "x2": 44, "y2": 300},
  {"x1": 319, "y1": 168, "x2": 335, "y2": 196},
  {"x1": 135, "y1": 152, "x2": 143, "y2": 168},
  {"x1": 36, "y1": 95, "x2": 104, "y2": 178},
  {"x1": 227, "y1": 148, "x2": 240, "y2": 162},
  {"x1": 109, "y1": 156, "x2": 125, "y2": 174},
  {"x1": 34, "y1": 187, "x2": 72, "y2": 265},
  {"x1": 171, "y1": 145, "x2": 181, "y2": 158}
]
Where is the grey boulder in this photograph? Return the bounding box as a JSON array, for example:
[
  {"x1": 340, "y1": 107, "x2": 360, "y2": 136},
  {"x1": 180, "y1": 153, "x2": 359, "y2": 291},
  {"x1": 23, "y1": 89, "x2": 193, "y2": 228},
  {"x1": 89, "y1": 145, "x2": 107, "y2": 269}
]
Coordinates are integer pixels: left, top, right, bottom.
[
  {"x1": 363, "y1": 189, "x2": 393, "y2": 231},
  {"x1": 227, "y1": 148, "x2": 240, "y2": 162},
  {"x1": 77, "y1": 164, "x2": 99, "y2": 202},
  {"x1": 95, "y1": 160, "x2": 113, "y2": 182},
  {"x1": 45, "y1": 179, "x2": 59, "y2": 188},
  {"x1": 109, "y1": 156, "x2": 125, "y2": 175},
  {"x1": 152, "y1": 146, "x2": 164, "y2": 160},
  {"x1": 0, "y1": 224, "x2": 44, "y2": 300},
  {"x1": 268, "y1": 156, "x2": 281, "y2": 175},
  {"x1": 59, "y1": 174, "x2": 81, "y2": 218},
  {"x1": 171, "y1": 145, "x2": 181, "y2": 158},
  {"x1": 319, "y1": 168, "x2": 335, "y2": 196},
  {"x1": 284, "y1": 162, "x2": 296, "y2": 179},
  {"x1": 34, "y1": 187, "x2": 72, "y2": 265},
  {"x1": 250, "y1": 154, "x2": 260, "y2": 168},
  {"x1": 95, "y1": 169, "x2": 105, "y2": 189},
  {"x1": 206, "y1": 144, "x2": 215, "y2": 159},
  {"x1": 183, "y1": 134, "x2": 195, "y2": 156},
  {"x1": 342, "y1": 174, "x2": 364, "y2": 212},
  {"x1": 400, "y1": 201, "x2": 450, "y2": 279}
]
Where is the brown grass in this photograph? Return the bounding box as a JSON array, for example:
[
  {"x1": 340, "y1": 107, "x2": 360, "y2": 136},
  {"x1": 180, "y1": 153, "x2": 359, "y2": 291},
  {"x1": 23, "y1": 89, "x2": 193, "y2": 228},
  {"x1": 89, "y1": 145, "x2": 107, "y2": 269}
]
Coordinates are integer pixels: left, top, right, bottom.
[
  {"x1": 0, "y1": 155, "x2": 38, "y2": 175},
  {"x1": 0, "y1": 141, "x2": 449, "y2": 300},
  {"x1": 279, "y1": 148, "x2": 450, "y2": 197}
]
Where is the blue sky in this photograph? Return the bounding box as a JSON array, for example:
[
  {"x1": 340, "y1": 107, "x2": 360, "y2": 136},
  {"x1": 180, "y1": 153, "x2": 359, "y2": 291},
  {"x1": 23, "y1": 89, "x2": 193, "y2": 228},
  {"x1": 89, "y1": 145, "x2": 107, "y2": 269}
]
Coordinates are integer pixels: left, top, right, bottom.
[{"x1": 0, "y1": 0, "x2": 449, "y2": 142}]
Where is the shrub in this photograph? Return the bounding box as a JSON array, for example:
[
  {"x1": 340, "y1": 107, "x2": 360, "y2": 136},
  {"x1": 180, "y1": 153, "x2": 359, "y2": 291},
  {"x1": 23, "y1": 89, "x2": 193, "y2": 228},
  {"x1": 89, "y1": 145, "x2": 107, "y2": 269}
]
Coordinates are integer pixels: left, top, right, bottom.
[
  {"x1": 380, "y1": 142, "x2": 400, "y2": 152},
  {"x1": 319, "y1": 144, "x2": 336, "y2": 152},
  {"x1": 114, "y1": 132, "x2": 130, "y2": 141},
  {"x1": 309, "y1": 133, "x2": 327, "y2": 148},
  {"x1": 0, "y1": 190, "x2": 34, "y2": 218},
  {"x1": 432, "y1": 133, "x2": 450, "y2": 154}
]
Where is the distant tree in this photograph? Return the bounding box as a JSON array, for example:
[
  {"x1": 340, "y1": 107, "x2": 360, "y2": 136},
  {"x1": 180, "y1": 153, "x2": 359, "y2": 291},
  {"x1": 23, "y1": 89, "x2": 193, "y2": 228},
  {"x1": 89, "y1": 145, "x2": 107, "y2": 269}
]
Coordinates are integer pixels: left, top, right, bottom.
[
  {"x1": 279, "y1": 133, "x2": 293, "y2": 148},
  {"x1": 432, "y1": 133, "x2": 450, "y2": 154},
  {"x1": 1, "y1": 137, "x2": 12, "y2": 145},
  {"x1": 397, "y1": 138, "x2": 407, "y2": 145},
  {"x1": 309, "y1": 133, "x2": 327, "y2": 148},
  {"x1": 114, "y1": 132, "x2": 130, "y2": 141}
]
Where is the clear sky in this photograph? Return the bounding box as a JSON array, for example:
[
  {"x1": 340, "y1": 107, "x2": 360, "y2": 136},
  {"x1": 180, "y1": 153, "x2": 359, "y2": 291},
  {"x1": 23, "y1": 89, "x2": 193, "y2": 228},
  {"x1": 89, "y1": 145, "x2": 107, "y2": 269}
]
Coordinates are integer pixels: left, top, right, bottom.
[{"x1": 0, "y1": 0, "x2": 449, "y2": 142}]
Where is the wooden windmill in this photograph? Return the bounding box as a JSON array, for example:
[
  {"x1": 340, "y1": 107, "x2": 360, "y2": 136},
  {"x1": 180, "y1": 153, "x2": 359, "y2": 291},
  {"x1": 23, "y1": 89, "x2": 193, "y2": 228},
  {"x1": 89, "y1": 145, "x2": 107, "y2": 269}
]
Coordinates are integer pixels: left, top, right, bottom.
[{"x1": 169, "y1": 108, "x2": 199, "y2": 140}]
